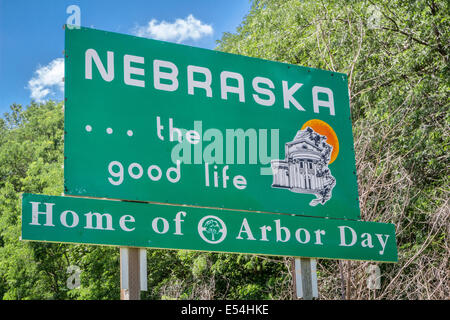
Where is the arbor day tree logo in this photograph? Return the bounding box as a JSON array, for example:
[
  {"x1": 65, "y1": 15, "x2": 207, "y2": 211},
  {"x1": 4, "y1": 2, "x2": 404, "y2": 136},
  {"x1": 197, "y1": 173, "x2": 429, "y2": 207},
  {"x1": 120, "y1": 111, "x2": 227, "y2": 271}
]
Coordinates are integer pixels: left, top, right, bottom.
[{"x1": 198, "y1": 215, "x2": 227, "y2": 244}]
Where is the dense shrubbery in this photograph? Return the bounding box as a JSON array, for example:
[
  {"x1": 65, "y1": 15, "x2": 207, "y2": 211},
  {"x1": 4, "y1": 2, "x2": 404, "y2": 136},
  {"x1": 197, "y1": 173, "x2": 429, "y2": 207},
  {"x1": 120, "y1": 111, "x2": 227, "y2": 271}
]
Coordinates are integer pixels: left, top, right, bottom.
[
  {"x1": 216, "y1": 0, "x2": 449, "y2": 299},
  {"x1": 0, "y1": 0, "x2": 448, "y2": 299},
  {"x1": 0, "y1": 102, "x2": 291, "y2": 300}
]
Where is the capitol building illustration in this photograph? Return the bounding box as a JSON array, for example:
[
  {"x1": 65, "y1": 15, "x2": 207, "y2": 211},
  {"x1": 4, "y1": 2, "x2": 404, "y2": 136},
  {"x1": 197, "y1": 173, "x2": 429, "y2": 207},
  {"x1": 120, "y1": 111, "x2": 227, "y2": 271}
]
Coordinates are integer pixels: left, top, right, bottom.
[{"x1": 271, "y1": 127, "x2": 336, "y2": 206}]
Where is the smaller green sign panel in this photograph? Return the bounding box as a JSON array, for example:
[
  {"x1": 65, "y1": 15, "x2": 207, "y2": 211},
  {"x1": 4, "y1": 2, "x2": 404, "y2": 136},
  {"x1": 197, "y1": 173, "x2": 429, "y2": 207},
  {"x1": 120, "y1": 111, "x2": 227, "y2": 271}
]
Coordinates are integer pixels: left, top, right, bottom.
[{"x1": 21, "y1": 193, "x2": 397, "y2": 262}]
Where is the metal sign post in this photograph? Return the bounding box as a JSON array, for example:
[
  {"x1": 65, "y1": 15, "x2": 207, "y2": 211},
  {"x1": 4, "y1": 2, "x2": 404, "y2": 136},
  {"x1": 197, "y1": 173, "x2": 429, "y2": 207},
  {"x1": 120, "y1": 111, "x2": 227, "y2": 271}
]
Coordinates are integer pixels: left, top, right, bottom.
[
  {"x1": 120, "y1": 247, "x2": 147, "y2": 300},
  {"x1": 294, "y1": 258, "x2": 318, "y2": 300}
]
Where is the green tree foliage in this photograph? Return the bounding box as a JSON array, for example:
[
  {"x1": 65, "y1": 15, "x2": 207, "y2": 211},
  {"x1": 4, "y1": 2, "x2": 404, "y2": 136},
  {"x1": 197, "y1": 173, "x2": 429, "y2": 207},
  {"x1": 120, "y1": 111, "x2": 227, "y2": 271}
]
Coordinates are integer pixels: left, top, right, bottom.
[
  {"x1": 0, "y1": 102, "x2": 120, "y2": 299},
  {"x1": 1, "y1": 0, "x2": 448, "y2": 300},
  {"x1": 0, "y1": 101, "x2": 287, "y2": 300},
  {"x1": 217, "y1": 0, "x2": 449, "y2": 299}
]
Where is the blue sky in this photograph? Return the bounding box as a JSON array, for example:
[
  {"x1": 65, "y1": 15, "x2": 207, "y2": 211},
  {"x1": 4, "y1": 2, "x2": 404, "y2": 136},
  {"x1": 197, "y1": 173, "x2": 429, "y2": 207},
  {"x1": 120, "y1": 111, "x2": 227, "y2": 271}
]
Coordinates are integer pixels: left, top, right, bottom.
[{"x1": 0, "y1": 0, "x2": 251, "y2": 115}]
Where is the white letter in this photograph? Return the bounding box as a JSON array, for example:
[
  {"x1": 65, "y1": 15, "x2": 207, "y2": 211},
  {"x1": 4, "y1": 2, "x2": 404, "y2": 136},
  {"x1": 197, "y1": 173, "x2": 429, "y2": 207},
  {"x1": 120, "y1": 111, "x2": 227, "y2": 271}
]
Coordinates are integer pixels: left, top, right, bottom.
[
  {"x1": 30, "y1": 202, "x2": 55, "y2": 226},
  {"x1": 108, "y1": 161, "x2": 124, "y2": 186},
  {"x1": 220, "y1": 71, "x2": 245, "y2": 102},
  {"x1": 169, "y1": 118, "x2": 182, "y2": 142},
  {"x1": 361, "y1": 233, "x2": 374, "y2": 248},
  {"x1": 314, "y1": 229, "x2": 326, "y2": 245},
  {"x1": 222, "y1": 165, "x2": 229, "y2": 188},
  {"x1": 152, "y1": 217, "x2": 169, "y2": 234},
  {"x1": 186, "y1": 130, "x2": 200, "y2": 144},
  {"x1": 60, "y1": 210, "x2": 79, "y2": 228},
  {"x1": 173, "y1": 211, "x2": 186, "y2": 235},
  {"x1": 295, "y1": 228, "x2": 310, "y2": 244},
  {"x1": 148, "y1": 165, "x2": 162, "y2": 181},
  {"x1": 156, "y1": 116, "x2": 164, "y2": 141},
  {"x1": 259, "y1": 225, "x2": 272, "y2": 241},
  {"x1": 166, "y1": 160, "x2": 181, "y2": 183},
  {"x1": 119, "y1": 215, "x2": 135, "y2": 232},
  {"x1": 84, "y1": 212, "x2": 115, "y2": 230},
  {"x1": 375, "y1": 234, "x2": 390, "y2": 255},
  {"x1": 128, "y1": 163, "x2": 143, "y2": 179},
  {"x1": 124, "y1": 54, "x2": 145, "y2": 87},
  {"x1": 85, "y1": 49, "x2": 114, "y2": 81},
  {"x1": 236, "y1": 218, "x2": 256, "y2": 240},
  {"x1": 252, "y1": 77, "x2": 275, "y2": 106},
  {"x1": 188, "y1": 65, "x2": 212, "y2": 97},
  {"x1": 282, "y1": 81, "x2": 304, "y2": 111},
  {"x1": 204, "y1": 163, "x2": 210, "y2": 187},
  {"x1": 233, "y1": 175, "x2": 247, "y2": 190},
  {"x1": 338, "y1": 226, "x2": 357, "y2": 247},
  {"x1": 154, "y1": 59, "x2": 178, "y2": 91},
  {"x1": 312, "y1": 86, "x2": 335, "y2": 115},
  {"x1": 275, "y1": 219, "x2": 290, "y2": 242}
]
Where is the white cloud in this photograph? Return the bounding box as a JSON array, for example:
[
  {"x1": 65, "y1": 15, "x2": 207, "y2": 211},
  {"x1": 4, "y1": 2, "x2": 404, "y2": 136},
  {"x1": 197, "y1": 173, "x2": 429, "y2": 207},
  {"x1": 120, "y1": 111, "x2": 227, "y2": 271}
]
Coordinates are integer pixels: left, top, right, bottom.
[
  {"x1": 133, "y1": 14, "x2": 213, "y2": 43},
  {"x1": 28, "y1": 58, "x2": 64, "y2": 102}
]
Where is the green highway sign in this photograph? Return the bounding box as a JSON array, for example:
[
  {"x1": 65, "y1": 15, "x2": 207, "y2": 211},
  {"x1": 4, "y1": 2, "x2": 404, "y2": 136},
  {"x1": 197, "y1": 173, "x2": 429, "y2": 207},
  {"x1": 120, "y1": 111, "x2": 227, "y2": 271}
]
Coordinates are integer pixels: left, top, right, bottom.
[
  {"x1": 21, "y1": 193, "x2": 397, "y2": 262},
  {"x1": 64, "y1": 26, "x2": 361, "y2": 220}
]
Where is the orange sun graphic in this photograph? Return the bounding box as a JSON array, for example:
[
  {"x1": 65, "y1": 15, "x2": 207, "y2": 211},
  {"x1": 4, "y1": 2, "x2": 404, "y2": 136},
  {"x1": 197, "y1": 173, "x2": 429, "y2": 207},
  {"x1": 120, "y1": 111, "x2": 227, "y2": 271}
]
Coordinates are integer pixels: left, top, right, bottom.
[{"x1": 301, "y1": 119, "x2": 339, "y2": 164}]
